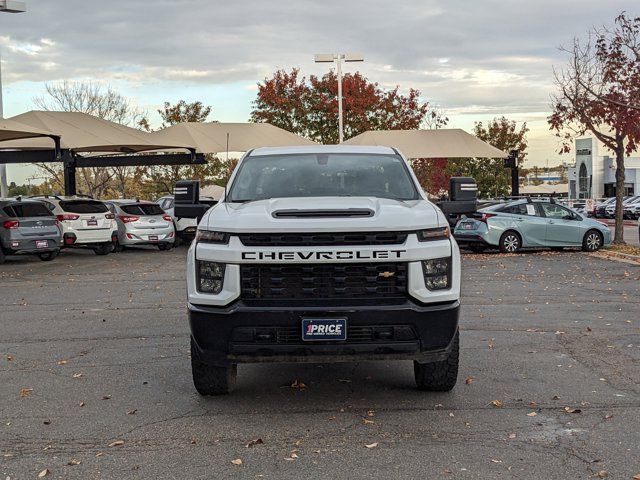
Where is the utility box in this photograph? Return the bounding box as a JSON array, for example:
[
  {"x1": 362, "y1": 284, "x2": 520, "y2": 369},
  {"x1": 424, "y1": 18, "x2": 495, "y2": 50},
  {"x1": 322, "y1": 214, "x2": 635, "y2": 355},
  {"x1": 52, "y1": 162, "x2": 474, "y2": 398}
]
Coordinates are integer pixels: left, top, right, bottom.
[
  {"x1": 449, "y1": 177, "x2": 478, "y2": 202},
  {"x1": 173, "y1": 180, "x2": 210, "y2": 221}
]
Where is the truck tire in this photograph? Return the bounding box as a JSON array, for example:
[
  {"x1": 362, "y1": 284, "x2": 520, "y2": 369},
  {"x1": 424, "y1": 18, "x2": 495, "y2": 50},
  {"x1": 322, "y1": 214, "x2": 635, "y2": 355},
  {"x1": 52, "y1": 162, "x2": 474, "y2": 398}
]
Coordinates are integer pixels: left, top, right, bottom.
[
  {"x1": 191, "y1": 338, "x2": 236, "y2": 395},
  {"x1": 414, "y1": 332, "x2": 459, "y2": 391},
  {"x1": 499, "y1": 231, "x2": 521, "y2": 253},
  {"x1": 582, "y1": 230, "x2": 603, "y2": 252}
]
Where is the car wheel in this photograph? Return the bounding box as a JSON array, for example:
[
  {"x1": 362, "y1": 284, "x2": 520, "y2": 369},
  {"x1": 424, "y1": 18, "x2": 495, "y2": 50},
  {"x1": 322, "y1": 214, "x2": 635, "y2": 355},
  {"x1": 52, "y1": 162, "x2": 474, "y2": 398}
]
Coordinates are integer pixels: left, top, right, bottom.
[
  {"x1": 112, "y1": 239, "x2": 124, "y2": 253},
  {"x1": 582, "y1": 230, "x2": 603, "y2": 252},
  {"x1": 414, "y1": 332, "x2": 459, "y2": 391},
  {"x1": 38, "y1": 251, "x2": 58, "y2": 261},
  {"x1": 158, "y1": 243, "x2": 171, "y2": 251},
  {"x1": 94, "y1": 244, "x2": 111, "y2": 256},
  {"x1": 0, "y1": 248, "x2": 5, "y2": 264},
  {"x1": 191, "y1": 338, "x2": 236, "y2": 395},
  {"x1": 499, "y1": 231, "x2": 521, "y2": 253}
]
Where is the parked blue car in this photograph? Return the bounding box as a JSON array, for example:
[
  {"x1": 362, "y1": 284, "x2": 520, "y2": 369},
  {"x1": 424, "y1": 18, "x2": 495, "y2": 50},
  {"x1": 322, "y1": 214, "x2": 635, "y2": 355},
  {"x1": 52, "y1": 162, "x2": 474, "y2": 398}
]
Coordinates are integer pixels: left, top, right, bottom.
[{"x1": 454, "y1": 199, "x2": 612, "y2": 253}]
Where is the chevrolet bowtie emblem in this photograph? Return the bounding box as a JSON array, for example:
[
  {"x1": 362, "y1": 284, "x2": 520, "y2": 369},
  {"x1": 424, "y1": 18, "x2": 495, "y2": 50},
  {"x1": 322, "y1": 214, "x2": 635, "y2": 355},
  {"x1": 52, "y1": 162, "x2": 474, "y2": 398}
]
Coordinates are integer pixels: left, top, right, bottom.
[{"x1": 378, "y1": 271, "x2": 395, "y2": 278}]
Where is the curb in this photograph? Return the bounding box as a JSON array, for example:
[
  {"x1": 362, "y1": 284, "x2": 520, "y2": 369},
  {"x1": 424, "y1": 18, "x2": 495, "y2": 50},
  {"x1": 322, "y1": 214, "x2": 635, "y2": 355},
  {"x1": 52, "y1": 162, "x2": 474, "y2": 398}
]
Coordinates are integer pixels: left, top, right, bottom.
[{"x1": 593, "y1": 250, "x2": 640, "y2": 264}]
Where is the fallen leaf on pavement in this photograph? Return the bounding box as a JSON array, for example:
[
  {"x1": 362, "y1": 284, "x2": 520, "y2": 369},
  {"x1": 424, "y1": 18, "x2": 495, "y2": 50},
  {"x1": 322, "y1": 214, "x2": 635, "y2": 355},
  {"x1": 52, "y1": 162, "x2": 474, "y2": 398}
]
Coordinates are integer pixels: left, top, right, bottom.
[
  {"x1": 108, "y1": 440, "x2": 125, "y2": 447},
  {"x1": 337, "y1": 379, "x2": 351, "y2": 383},
  {"x1": 78, "y1": 401, "x2": 85, "y2": 407},
  {"x1": 491, "y1": 459, "x2": 502, "y2": 463},
  {"x1": 367, "y1": 410, "x2": 375, "y2": 417},
  {"x1": 72, "y1": 373, "x2": 83, "y2": 378},
  {"x1": 362, "y1": 418, "x2": 375, "y2": 425},
  {"x1": 231, "y1": 458, "x2": 242, "y2": 466},
  {"x1": 508, "y1": 433, "x2": 516, "y2": 439},
  {"x1": 465, "y1": 377, "x2": 473, "y2": 385},
  {"x1": 126, "y1": 409, "x2": 137, "y2": 415},
  {"x1": 365, "y1": 442, "x2": 379, "y2": 449},
  {"x1": 632, "y1": 474, "x2": 640, "y2": 480},
  {"x1": 57, "y1": 360, "x2": 67, "y2": 365},
  {"x1": 102, "y1": 395, "x2": 111, "y2": 400},
  {"x1": 38, "y1": 469, "x2": 49, "y2": 478},
  {"x1": 597, "y1": 471, "x2": 608, "y2": 478},
  {"x1": 245, "y1": 438, "x2": 263, "y2": 448},
  {"x1": 491, "y1": 400, "x2": 503, "y2": 408},
  {"x1": 564, "y1": 407, "x2": 582, "y2": 414},
  {"x1": 290, "y1": 380, "x2": 307, "y2": 389},
  {"x1": 20, "y1": 388, "x2": 32, "y2": 397},
  {"x1": 527, "y1": 412, "x2": 538, "y2": 417},
  {"x1": 7, "y1": 355, "x2": 13, "y2": 361},
  {"x1": 67, "y1": 459, "x2": 80, "y2": 466}
]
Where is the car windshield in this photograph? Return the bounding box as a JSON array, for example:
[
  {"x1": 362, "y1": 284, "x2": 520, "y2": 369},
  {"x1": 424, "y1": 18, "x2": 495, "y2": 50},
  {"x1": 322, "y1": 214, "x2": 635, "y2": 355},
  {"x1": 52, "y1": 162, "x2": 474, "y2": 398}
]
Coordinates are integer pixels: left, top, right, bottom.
[
  {"x1": 59, "y1": 200, "x2": 108, "y2": 214},
  {"x1": 121, "y1": 204, "x2": 165, "y2": 216},
  {"x1": 227, "y1": 153, "x2": 419, "y2": 202}
]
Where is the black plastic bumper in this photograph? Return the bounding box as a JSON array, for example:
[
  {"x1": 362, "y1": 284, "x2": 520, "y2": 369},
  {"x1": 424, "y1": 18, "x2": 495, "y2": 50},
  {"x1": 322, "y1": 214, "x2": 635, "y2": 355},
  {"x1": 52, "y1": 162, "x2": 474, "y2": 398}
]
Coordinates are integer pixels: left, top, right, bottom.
[
  {"x1": 453, "y1": 233, "x2": 491, "y2": 247},
  {"x1": 189, "y1": 299, "x2": 460, "y2": 366}
]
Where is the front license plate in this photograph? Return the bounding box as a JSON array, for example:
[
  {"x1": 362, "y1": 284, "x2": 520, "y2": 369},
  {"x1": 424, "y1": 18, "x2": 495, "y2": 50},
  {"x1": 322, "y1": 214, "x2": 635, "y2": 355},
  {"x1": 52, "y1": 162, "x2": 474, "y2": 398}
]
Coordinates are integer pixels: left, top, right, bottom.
[
  {"x1": 35, "y1": 240, "x2": 48, "y2": 249},
  {"x1": 462, "y1": 222, "x2": 475, "y2": 230},
  {"x1": 87, "y1": 219, "x2": 98, "y2": 226},
  {"x1": 302, "y1": 318, "x2": 347, "y2": 341},
  {"x1": 148, "y1": 235, "x2": 159, "y2": 242}
]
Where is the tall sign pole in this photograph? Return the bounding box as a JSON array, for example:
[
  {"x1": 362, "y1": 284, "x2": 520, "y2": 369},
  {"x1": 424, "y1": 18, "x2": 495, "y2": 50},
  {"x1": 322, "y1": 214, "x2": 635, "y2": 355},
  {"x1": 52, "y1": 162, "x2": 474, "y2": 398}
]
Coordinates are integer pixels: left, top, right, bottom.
[
  {"x1": 0, "y1": 1, "x2": 27, "y2": 197},
  {"x1": 314, "y1": 53, "x2": 364, "y2": 144}
]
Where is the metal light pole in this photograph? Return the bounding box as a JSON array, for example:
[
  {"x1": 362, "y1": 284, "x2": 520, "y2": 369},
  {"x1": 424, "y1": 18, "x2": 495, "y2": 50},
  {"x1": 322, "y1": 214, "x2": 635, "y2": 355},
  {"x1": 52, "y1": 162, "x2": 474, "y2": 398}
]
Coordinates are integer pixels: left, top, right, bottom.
[
  {"x1": 0, "y1": 0, "x2": 27, "y2": 198},
  {"x1": 314, "y1": 53, "x2": 364, "y2": 144}
]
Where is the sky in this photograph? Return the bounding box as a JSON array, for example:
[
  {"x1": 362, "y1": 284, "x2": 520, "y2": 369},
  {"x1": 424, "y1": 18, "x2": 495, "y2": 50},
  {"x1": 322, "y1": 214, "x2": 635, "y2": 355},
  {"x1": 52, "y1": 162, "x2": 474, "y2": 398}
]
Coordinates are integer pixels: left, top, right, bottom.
[{"x1": 0, "y1": 0, "x2": 637, "y2": 184}]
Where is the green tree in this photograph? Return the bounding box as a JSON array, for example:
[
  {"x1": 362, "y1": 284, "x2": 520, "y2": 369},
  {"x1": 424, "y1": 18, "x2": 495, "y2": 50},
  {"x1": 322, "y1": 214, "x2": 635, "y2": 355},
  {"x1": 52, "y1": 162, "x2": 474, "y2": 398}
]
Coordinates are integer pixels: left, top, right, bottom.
[{"x1": 448, "y1": 117, "x2": 529, "y2": 198}]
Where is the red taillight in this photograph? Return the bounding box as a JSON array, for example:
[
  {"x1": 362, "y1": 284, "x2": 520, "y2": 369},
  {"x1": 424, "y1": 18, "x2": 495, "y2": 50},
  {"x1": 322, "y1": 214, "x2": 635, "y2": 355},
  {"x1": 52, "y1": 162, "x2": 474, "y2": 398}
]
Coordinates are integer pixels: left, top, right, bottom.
[
  {"x1": 479, "y1": 213, "x2": 497, "y2": 223},
  {"x1": 57, "y1": 213, "x2": 80, "y2": 222},
  {"x1": 3, "y1": 220, "x2": 19, "y2": 229},
  {"x1": 119, "y1": 215, "x2": 139, "y2": 223},
  {"x1": 162, "y1": 214, "x2": 172, "y2": 222},
  {"x1": 105, "y1": 213, "x2": 115, "y2": 220}
]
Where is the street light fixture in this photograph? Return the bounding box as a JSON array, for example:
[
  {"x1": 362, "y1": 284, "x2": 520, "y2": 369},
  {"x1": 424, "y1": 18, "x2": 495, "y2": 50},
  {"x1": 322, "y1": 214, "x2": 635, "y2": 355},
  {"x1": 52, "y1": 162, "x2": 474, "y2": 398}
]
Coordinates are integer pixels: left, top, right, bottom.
[
  {"x1": 0, "y1": 0, "x2": 26, "y2": 198},
  {"x1": 314, "y1": 53, "x2": 364, "y2": 143}
]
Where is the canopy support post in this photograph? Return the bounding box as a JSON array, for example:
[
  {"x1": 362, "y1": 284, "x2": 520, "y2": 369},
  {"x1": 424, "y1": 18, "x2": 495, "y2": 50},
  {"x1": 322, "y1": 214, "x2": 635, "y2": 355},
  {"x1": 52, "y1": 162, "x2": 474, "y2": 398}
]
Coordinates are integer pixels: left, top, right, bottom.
[{"x1": 62, "y1": 150, "x2": 76, "y2": 196}]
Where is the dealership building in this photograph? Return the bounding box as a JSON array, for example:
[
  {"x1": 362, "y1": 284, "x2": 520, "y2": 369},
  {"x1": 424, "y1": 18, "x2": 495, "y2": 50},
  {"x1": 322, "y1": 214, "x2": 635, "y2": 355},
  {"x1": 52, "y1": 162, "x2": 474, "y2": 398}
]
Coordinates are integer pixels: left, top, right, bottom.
[{"x1": 568, "y1": 137, "x2": 640, "y2": 199}]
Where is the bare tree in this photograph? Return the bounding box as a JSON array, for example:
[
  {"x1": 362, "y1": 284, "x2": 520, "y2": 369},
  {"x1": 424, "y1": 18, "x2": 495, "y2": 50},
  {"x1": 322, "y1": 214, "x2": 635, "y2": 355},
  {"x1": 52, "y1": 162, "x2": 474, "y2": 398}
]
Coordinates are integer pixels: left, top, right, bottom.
[
  {"x1": 34, "y1": 81, "x2": 147, "y2": 198},
  {"x1": 549, "y1": 13, "x2": 640, "y2": 244}
]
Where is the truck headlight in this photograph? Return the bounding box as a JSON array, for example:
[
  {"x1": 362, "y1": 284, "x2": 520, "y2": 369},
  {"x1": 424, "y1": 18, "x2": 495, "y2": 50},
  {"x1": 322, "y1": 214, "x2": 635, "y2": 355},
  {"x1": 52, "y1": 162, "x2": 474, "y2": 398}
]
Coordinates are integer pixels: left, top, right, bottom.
[
  {"x1": 417, "y1": 227, "x2": 450, "y2": 241},
  {"x1": 197, "y1": 261, "x2": 225, "y2": 294},
  {"x1": 195, "y1": 230, "x2": 229, "y2": 244},
  {"x1": 422, "y1": 257, "x2": 451, "y2": 290}
]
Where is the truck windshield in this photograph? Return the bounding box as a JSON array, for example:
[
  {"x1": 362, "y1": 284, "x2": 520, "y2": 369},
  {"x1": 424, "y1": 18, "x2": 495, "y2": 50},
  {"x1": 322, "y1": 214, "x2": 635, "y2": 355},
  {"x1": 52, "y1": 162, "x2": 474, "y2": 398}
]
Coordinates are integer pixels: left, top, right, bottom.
[{"x1": 228, "y1": 153, "x2": 419, "y2": 202}]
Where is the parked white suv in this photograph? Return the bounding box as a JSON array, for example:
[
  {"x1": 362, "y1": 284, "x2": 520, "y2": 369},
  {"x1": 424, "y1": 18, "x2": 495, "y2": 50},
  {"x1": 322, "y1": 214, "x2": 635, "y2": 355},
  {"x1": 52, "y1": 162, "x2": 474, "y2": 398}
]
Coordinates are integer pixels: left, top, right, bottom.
[{"x1": 32, "y1": 196, "x2": 117, "y2": 255}]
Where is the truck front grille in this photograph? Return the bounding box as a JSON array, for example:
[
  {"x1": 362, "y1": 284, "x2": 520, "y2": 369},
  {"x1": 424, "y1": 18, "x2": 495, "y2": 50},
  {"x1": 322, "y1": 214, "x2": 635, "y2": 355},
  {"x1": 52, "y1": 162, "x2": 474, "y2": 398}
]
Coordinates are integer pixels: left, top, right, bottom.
[
  {"x1": 240, "y1": 263, "x2": 408, "y2": 300},
  {"x1": 238, "y1": 231, "x2": 409, "y2": 247}
]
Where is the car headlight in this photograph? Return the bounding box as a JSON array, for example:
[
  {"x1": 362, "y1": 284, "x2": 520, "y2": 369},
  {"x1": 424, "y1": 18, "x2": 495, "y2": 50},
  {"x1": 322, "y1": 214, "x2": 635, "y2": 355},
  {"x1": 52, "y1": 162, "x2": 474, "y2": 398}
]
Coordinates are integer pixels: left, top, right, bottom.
[
  {"x1": 195, "y1": 230, "x2": 229, "y2": 244},
  {"x1": 422, "y1": 257, "x2": 451, "y2": 290},
  {"x1": 197, "y1": 261, "x2": 225, "y2": 294},
  {"x1": 417, "y1": 226, "x2": 450, "y2": 241}
]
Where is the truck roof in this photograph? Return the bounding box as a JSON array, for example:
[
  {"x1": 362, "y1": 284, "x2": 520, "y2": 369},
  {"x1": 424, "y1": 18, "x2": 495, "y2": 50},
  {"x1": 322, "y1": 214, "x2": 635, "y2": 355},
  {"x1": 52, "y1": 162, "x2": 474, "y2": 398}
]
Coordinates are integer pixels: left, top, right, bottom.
[{"x1": 249, "y1": 145, "x2": 399, "y2": 156}]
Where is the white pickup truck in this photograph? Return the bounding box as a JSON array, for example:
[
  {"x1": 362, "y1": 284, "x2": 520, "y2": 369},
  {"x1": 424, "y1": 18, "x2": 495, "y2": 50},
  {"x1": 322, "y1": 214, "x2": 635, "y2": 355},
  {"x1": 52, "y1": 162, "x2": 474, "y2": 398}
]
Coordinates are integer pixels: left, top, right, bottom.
[{"x1": 183, "y1": 145, "x2": 461, "y2": 395}]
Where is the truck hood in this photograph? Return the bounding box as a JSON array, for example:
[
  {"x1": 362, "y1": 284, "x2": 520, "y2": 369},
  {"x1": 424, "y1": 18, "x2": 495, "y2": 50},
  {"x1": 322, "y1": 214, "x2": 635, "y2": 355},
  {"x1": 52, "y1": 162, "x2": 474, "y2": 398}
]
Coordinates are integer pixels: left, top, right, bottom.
[{"x1": 200, "y1": 196, "x2": 443, "y2": 233}]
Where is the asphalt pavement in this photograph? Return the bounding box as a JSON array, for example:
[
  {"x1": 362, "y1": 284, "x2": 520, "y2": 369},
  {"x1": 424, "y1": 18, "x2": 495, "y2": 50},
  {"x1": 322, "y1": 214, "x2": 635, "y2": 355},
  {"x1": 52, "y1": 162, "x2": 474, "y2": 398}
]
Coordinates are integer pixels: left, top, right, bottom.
[{"x1": 1, "y1": 247, "x2": 639, "y2": 479}]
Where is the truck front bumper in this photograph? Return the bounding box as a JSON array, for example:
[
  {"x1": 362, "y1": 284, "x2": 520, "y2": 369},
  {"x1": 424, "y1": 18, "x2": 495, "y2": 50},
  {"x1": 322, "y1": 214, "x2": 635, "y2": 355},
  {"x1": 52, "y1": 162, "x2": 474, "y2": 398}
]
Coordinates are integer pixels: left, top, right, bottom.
[{"x1": 189, "y1": 299, "x2": 459, "y2": 366}]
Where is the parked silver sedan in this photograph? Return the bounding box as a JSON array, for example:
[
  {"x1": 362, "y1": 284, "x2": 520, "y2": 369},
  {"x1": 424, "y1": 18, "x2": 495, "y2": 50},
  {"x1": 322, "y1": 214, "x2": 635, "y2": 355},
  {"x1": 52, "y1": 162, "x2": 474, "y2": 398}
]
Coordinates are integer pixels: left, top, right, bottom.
[{"x1": 105, "y1": 200, "x2": 175, "y2": 251}]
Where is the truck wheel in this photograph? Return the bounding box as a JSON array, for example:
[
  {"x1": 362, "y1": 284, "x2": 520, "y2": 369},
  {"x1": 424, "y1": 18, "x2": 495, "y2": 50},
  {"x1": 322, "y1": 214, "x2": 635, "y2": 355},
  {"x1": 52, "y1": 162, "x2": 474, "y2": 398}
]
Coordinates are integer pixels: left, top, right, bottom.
[
  {"x1": 94, "y1": 244, "x2": 112, "y2": 256},
  {"x1": 499, "y1": 231, "x2": 521, "y2": 253},
  {"x1": 191, "y1": 338, "x2": 236, "y2": 395},
  {"x1": 582, "y1": 230, "x2": 603, "y2": 252},
  {"x1": 414, "y1": 332, "x2": 459, "y2": 391}
]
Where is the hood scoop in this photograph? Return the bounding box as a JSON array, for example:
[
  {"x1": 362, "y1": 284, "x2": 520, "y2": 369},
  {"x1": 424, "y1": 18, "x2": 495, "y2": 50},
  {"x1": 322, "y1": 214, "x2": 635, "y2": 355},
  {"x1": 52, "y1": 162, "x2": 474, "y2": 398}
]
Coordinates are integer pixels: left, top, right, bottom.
[{"x1": 272, "y1": 208, "x2": 374, "y2": 219}]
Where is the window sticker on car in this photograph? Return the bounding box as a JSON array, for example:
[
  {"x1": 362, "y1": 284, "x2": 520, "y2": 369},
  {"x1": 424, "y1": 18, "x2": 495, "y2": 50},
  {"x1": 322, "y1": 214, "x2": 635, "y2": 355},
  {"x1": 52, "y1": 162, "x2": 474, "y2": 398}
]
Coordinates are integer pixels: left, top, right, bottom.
[{"x1": 526, "y1": 204, "x2": 536, "y2": 216}]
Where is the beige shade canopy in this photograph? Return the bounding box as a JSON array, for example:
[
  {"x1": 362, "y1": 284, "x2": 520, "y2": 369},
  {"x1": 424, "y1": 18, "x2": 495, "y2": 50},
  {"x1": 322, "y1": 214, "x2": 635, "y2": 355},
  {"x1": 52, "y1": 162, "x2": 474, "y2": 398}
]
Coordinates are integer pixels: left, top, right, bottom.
[
  {"x1": 0, "y1": 111, "x2": 188, "y2": 153},
  {"x1": 0, "y1": 117, "x2": 57, "y2": 143},
  {"x1": 343, "y1": 129, "x2": 508, "y2": 159},
  {"x1": 149, "y1": 122, "x2": 316, "y2": 154}
]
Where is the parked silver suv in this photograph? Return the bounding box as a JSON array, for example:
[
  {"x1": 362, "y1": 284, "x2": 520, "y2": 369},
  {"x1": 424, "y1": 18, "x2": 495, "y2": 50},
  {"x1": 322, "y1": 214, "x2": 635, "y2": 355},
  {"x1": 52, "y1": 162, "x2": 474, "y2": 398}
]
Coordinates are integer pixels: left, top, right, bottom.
[
  {"x1": 0, "y1": 198, "x2": 62, "y2": 264},
  {"x1": 105, "y1": 200, "x2": 175, "y2": 251}
]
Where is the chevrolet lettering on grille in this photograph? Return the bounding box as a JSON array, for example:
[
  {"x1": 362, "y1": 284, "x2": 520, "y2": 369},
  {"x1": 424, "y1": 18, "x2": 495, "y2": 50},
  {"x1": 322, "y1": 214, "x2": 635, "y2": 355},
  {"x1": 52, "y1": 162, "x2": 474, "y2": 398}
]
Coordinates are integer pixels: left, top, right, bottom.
[{"x1": 241, "y1": 249, "x2": 406, "y2": 261}]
